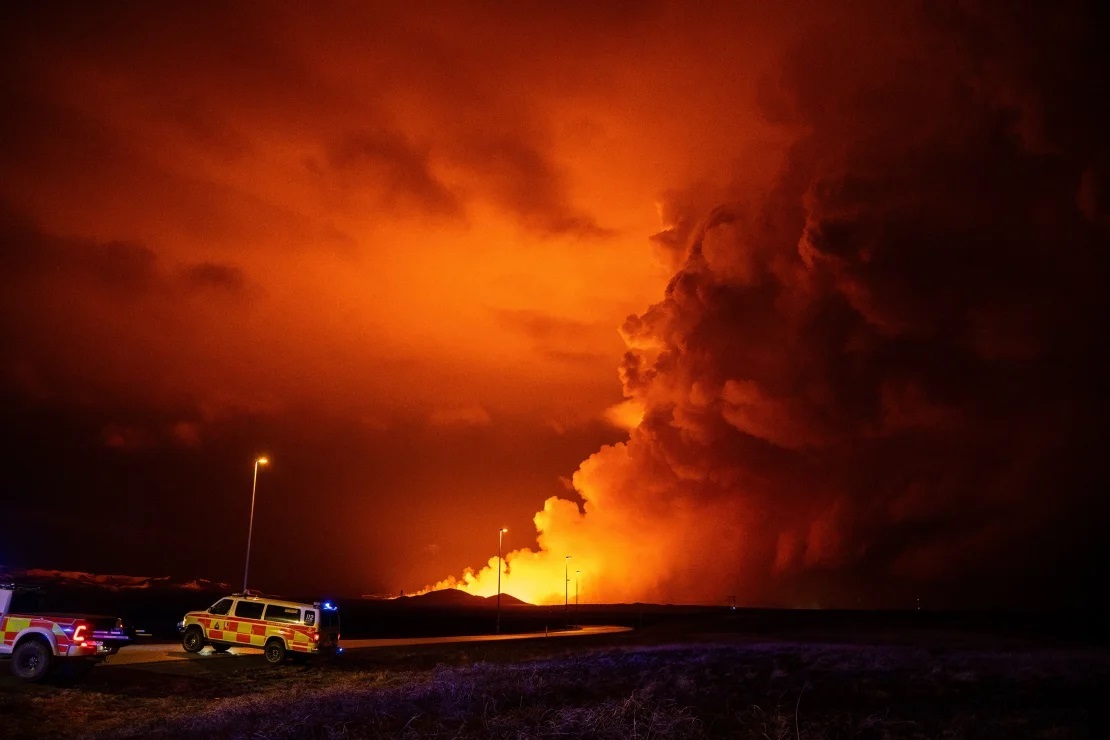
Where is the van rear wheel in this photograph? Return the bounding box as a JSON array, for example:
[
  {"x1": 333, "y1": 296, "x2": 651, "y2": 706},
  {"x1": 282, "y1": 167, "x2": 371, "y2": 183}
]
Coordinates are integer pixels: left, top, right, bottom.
[{"x1": 264, "y1": 639, "x2": 286, "y2": 664}]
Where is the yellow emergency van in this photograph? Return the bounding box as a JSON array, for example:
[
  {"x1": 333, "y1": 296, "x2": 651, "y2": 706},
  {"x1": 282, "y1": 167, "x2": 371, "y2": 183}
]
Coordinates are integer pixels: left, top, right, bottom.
[{"x1": 180, "y1": 593, "x2": 340, "y2": 664}]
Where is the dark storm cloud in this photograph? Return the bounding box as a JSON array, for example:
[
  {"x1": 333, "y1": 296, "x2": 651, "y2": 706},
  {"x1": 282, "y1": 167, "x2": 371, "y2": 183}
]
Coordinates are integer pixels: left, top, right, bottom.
[
  {"x1": 1, "y1": 202, "x2": 250, "y2": 299},
  {"x1": 0, "y1": 203, "x2": 157, "y2": 292},
  {"x1": 0, "y1": 202, "x2": 257, "y2": 414}
]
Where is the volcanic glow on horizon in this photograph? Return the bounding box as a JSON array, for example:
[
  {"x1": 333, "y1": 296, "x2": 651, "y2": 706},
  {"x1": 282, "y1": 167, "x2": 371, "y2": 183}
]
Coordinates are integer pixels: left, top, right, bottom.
[{"x1": 2, "y1": 3, "x2": 1107, "y2": 608}]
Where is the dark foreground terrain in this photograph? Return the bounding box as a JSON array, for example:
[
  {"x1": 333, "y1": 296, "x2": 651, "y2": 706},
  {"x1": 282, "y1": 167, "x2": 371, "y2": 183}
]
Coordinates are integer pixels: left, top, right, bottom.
[{"x1": 1, "y1": 610, "x2": 1106, "y2": 739}]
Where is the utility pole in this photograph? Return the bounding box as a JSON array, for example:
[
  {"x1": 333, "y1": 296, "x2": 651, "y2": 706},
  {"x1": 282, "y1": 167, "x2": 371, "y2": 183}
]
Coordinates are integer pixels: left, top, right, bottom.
[
  {"x1": 564, "y1": 555, "x2": 571, "y2": 629},
  {"x1": 496, "y1": 528, "x2": 507, "y2": 634}
]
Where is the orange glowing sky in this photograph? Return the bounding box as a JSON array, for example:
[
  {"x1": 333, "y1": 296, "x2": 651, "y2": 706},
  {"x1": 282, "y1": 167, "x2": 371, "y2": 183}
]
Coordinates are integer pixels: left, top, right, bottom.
[
  {"x1": 3, "y1": 2, "x2": 1107, "y2": 607},
  {"x1": 0, "y1": 3, "x2": 791, "y2": 595},
  {"x1": 2, "y1": 4, "x2": 793, "y2": 418}
]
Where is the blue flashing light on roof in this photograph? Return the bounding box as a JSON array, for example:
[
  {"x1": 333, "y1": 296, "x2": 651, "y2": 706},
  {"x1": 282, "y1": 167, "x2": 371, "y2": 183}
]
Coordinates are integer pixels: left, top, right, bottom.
[{"x1": 322, "y1": 601, "x2": 337, "y2": 611}]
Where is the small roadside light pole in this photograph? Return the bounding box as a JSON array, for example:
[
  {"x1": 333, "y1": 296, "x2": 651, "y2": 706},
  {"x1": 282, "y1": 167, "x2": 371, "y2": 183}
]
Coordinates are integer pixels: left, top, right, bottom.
[
  {"x1": 242, "y1": 456, "x2": 269, "y2": 593},
  {"x1": 496, "y1": 527, "x2": 508, "y2": 634},
  {"x1": 564, "y1": 555, "x2": 572, "y2": 628}
]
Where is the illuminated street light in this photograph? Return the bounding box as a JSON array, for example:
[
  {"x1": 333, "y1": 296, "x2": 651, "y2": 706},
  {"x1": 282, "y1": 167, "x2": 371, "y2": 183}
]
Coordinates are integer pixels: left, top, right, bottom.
[
  {"x1": 242, "y1": 456, "x2": 269, "y2": 593},
  {"x1": 496, "y1": 527, "x2": 508, "y2": 634},
  {"x1": 564, "y1": 555, "x2": 572, "y2": 628}
]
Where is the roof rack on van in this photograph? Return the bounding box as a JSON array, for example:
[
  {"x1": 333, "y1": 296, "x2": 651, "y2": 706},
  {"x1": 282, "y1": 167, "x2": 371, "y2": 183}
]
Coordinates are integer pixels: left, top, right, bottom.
[{"x1": 232, "y1": 589, "x2": 265, "y2": 598}]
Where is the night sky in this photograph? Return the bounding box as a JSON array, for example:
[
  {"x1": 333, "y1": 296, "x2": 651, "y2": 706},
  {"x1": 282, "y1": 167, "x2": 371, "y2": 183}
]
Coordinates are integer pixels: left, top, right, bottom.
[{"x1": 2, "y1": 2, "x2": 1107, "y2": 608}]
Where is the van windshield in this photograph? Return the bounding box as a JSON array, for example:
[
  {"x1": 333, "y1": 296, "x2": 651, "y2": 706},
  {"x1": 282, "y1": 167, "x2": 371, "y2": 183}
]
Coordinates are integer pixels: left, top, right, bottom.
[{"x1": 209, "y1": 599, "x2": 233, "y2": 616}]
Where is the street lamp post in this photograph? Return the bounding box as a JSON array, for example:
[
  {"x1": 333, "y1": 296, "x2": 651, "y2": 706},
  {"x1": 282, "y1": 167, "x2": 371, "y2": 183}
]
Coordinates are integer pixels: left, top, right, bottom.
[
  {"x1": 564, "y1": 555, "x2": 571, "y2": 628},
  {"x1": 242, "y1": 456, "x2": 269, "y2": 593},
  {"x1": 496, "y1": 527, "x2": 508, "y2": 634}
]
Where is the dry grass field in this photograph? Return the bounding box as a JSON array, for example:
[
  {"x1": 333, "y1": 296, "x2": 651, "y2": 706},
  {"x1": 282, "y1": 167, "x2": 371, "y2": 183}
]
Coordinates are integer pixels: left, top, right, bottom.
[{"x1": 1, "y1": 620, "x2": 1105, "y2": 739}]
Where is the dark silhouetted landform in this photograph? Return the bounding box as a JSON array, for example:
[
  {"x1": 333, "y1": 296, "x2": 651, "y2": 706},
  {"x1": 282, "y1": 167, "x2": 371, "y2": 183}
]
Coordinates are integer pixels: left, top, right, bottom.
[
  {"x1": 0, "y1": 566, "x2": 231, "y2": 593},
  {"x1": 397, "y1": 589, "x2": 531, "y2": 607}
]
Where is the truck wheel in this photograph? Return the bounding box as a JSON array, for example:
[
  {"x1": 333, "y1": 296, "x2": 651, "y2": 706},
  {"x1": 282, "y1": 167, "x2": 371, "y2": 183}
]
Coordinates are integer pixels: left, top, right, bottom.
[
  {"x1": 264, "y1": 638, "x2": 286, "y2": 664},
  {"x1": 12, "y1": 638, "x2": 53, "y2": 682},
  {"x1": 182, "y1": 627, "x2": 205, "y2": 653}
]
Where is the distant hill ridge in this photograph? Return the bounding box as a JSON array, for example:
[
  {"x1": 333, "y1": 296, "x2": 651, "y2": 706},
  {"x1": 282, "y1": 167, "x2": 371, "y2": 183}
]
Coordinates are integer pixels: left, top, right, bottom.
[
  {"x1": 0, "y1": 566, "x2": 230, "y2": 592},
  {"x1": 0, "y1": 568, "x2": 532, "y2": 605},
  {"x1": 399, "y1": 589, "x2": 532, "y2": 607}
]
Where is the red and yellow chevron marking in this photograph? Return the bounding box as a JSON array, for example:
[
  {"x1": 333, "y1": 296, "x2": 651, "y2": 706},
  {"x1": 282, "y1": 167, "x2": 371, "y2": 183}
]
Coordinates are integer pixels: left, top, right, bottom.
[
  {"x1": 1, "y1": 614, "x2": 81, "y2": 650},
  {"x1": 0, "y1": 615, "x2": 31, "y2": 647},
  {"x1": 191, "y1": 614, "x2": 321, "y2": 652}
]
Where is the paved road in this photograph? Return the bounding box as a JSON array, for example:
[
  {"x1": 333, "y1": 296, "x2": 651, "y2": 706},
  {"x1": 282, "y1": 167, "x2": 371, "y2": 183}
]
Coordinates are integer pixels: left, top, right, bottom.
[{"x1": 103, "y1": 625, "x2": 632, "y2": 670}]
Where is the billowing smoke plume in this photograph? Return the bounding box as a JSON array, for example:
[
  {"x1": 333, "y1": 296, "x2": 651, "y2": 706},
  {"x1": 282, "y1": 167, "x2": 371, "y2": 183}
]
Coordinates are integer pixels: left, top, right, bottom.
[{"x1": 430, "y1": 3, "x2": 1109, "y2": 607}]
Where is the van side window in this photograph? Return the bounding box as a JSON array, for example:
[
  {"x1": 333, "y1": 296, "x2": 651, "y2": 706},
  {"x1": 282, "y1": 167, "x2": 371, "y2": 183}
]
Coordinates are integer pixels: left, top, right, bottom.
[
  {"x1": 303, "y1": 610, "x2": 316, "y2": 626},
  {"x1": 234, "y1": 601, "x2": 265, "y2": 619},
  {"x1": 264, "y1": 605, "x2": 301, "y2": 623},
  {"x1": 209, "y1": 598, "x2": 233, "y2": 616}
]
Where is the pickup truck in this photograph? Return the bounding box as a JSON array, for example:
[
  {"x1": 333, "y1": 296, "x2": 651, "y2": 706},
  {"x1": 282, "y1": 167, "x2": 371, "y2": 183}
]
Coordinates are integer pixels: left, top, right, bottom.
[{"x1": 0, "y1": 583, "x2": 133, "y2": 681}]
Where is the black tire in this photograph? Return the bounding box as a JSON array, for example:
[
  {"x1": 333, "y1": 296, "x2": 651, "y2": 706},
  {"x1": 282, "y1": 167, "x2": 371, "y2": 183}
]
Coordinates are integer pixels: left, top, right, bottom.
[
  {"x1": 263, "y1": 638, "x2": 286, "y2": 665},
  {"x1": 212, "y1": 643, "x2": 233, "y2": 653},
  {"x1": 11, "y1": 638, "x2": 53, "y2": 682},
  {"x1": 182, "y1": 627, "x2": 205, "y2": 653}
]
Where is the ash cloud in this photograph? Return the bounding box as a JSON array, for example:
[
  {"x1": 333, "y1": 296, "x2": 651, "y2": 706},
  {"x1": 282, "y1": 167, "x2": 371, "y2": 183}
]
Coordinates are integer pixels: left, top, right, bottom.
[{"x1": 433, "y1": 3, "x2": 1109, "y2": 608}]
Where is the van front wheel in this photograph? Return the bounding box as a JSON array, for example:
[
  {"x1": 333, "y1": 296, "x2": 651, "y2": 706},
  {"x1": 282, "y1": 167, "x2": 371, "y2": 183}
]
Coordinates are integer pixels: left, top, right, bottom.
[
  {"x1": 264, "y1": 639, "x2": 286, "y2": 664},
  {"x1": 182, "y1": 627, "x2": 205, "y2": 653}
]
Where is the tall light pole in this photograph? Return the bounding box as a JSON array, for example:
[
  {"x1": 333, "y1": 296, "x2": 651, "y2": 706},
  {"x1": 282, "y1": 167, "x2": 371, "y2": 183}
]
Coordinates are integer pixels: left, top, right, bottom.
[
  {"x1": 242, "y1": 456, "x2": 269, "y2": 593},
  {"x1": 496, "y1": 527, "x2": 508, "y2": 634},
  {"x1": 564, "y1": 555, "x2": 571, "y2": 628}
]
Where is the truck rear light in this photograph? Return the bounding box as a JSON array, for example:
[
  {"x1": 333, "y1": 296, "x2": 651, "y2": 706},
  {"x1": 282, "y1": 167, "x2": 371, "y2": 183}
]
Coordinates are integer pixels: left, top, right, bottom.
[
  {"x1": 311, "y1": 633, "x2": 320, "y2": 642},
  {"x1": 72, "y1": 624, "x2": 87, "y2": 643}
]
